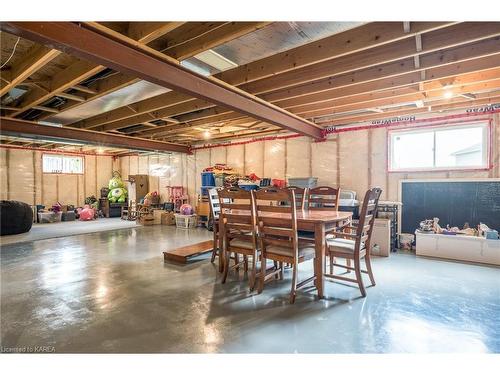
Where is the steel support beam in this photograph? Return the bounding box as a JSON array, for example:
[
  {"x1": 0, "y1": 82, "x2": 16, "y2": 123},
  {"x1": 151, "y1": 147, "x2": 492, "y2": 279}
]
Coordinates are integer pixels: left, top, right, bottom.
[
  {"x1": 0, "y1": 22, "x2": 322, "y2": 139},
  {"x1": 0, "y1": 117, "x2": 190, "y2": 153}
]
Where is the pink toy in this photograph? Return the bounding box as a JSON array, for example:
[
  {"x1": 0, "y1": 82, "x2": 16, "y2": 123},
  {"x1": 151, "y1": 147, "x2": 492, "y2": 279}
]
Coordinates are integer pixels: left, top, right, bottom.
[
  {"x1": 78, "y1": 205, "x2": 95, "y2": 221},
  {"x1": 179, "y1": 204, "x2": 194, "y2": 215}
]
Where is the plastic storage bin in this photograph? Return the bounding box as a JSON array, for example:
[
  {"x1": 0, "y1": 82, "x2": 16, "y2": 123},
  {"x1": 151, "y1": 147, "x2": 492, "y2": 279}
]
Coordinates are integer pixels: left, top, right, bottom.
[
  {"x1": 287, "y1": 177, "x2": 318, "y2": 188},
  {"x1": 174, "y1": 214, "x2": 198, "y2": 229},
  {"x1": 38, "y1": 211, "x2": 62, "y2": 223},
  {"x1": 201, "y1": 186, "x2": 214, "y2": 196},
  {"x1": 201, "y1": 172, "x2": 215, "y2": 186},
  {"x1": 238, "y1": 184, "x2": 259, "y2": 191}
]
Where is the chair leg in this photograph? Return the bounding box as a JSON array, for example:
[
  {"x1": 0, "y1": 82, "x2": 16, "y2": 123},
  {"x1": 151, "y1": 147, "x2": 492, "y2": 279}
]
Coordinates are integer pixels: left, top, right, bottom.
[
  {"x1": 234, "y1": 253, "x2": 240, "y2": 271},
  {"x1": 365, "y1": 254, "x2": 376, "y2": 286},
  {"x1": 354, "y1": 256, "x2": 366, "y2": 297},
  {"x1": 289, "y1": 262, "x2": 298, "y2": 304},
  {"x1": 279, "y1": 262, "x2": 284, "y2": 280},
  {"x1": 273, "y1": 260, "x2": 279, "y2": 279},
  {"x1": 346, "y1": 259, "x2": 351, "y2": 273},
  {"x1": 210, "y1": 231, "x2": 217, "y2": 264},
  {"x1": 329, "y1": 253, "x2": 334, "y2": 274},
  {"x1": 222, "y1": 250, "x2": 231, "y2": 284},
  {"x1": 258, "y1": 257, "x2": 266, "y2": 294},
  {"x1": 243, "y1": 255, "x2": 249, "y2": 273},
  {"x1": 249, "y1": 254, "x2": 257, "y2": 291}
]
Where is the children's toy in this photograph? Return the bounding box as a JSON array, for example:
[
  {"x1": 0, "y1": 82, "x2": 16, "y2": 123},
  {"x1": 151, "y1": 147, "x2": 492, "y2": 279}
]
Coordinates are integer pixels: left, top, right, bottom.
[
  {"x1": 78, "y1": 205, "x2": 95, "y2": 221},
  {"x1": 179, "y1": 203, "x2": 194, "y2": 215},
  {"x1": 107, "y1": 171, "x2": 128, "y2": 203}
]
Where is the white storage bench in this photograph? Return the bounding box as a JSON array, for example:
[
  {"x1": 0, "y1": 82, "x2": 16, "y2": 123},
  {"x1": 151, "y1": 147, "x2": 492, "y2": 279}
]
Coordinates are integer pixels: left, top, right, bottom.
[{"x1": 415, "y1": 231, "x2": 500, "y2": 266}]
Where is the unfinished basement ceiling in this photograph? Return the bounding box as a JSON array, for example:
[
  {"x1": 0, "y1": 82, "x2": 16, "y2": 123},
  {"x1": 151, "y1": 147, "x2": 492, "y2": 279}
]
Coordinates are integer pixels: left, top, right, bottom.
[
  {"x1": 46, "y1": 80, "x2": 170, "y2": 125},
  {"x1": 42, "y1": 22, "x2": 364, "y2": 126},
  {"x1": 182, "y1": 22, "x2": 365, "y2": 74}
]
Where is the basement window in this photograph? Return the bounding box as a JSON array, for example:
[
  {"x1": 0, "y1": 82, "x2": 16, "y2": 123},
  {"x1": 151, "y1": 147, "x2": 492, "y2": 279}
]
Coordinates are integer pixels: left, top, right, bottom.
[
  {"x1": 389, "y1": 122, "x2": 490, "y2": 172},
  {"x1": 42, "y1": 154, "x2": 84, "y2": 174}
]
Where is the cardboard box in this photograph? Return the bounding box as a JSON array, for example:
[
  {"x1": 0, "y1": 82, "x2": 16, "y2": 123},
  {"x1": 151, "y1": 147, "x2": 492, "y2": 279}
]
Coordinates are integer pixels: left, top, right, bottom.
[
  {"x1": 370, "y1": 218, "x2": 391, "y2": 257},
  {"x1": 161, "y1": 211, "x2": 176, "y2": 225},
  {"x1": 138, "y1": 214, "x2": 154, "y2": 226},
  {"x1": 153, "y1": 209, "x2": 164, "y2": 225},
  {"x1": 196, "y1": 201, "x2": 210, "y2": 217}
]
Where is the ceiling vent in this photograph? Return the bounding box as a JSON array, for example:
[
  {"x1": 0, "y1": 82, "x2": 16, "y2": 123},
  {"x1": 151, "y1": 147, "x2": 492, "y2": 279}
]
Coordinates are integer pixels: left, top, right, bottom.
[{"x1": 194, "y1": 49, "x2": 238, "y2": 71}]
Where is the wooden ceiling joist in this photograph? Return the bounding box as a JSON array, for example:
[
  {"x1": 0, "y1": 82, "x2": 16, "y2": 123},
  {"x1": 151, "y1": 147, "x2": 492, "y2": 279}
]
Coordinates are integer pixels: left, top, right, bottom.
[
  {"x1": 127, "y1": 22, "x2": 186, "y2": 44},
  {"x1": 0, "y1": 22, "x2": 322, "y2": 139},
  {"x1": 0, "y1": 45, "x2": 60, "y2": 97},
  {"x1": 0, "y1": 117, "x2": 190, "y2": 153}
]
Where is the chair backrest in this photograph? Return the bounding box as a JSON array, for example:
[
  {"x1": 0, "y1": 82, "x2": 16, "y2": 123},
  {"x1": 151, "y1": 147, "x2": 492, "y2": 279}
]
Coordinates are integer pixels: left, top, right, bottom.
[
  {"x1": 217, "y1": 187, "x2": 255, "y2": 243},
  {"x1": 356, "y1": 187, "x2": 383, "y2": 250},
  {"x1": 308, "y1": 186, "x2": 341, "y2": 211},
  {"x1": 287, "y1": 186, "x2": 308, "y2": 209},
  {"x1": 253, "y1": 187, "x2": 298, "y2": 259}
]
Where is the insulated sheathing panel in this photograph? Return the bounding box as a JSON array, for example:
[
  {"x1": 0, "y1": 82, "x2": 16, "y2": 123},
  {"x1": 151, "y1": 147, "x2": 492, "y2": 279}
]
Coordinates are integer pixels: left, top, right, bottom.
[
  {"x1": 120, "y1": 156, "x2": 130, "y2": 180},
  {"x1": 0, "y1": 148, "x2": 9, "y2": 200},
  {"x1": 148, "y1": 155, "x2": 160, "y2": 193},
  {"x1": 338, "y1": 130, "x2": 369, "y2": 197},
  {"x1": 9, "y1": 149, "x2": 35, "y2": 204},
  {"x1": 210, "y1": 147, "x2": 227, "y2": 165},
  {"x1": 138, "y1": 156, "x2": 149, "y2": 174},
  {"x1": 96, "y1": 156, "x2": 113, "y2": 194},
  {"x1": 42, "y1": 174, "x2": 57, "y2": 207},
  {"x1": 129, "y1": 155, "x2": 139, "y2": 176},
  {"x1": 286, "y1": 137, "x2": 311, "y2": 179},
  {"x1": 77, "y1": 174, "x2": 85, "y2": 205},
  {"x1": 84, "y1": 155, "x2": 96, "y2": 199},
  {"x1": 226, "y1": 145, "x2": 244, "y2": 174},
  {"x1": 58, "y1": 175, "x2": 79, "y2": 205},
  {"x1": 245, "y1": 142, "x2": 264, "y2": 176},
  {"x1": 158, "y1": 154, "x2": 170, "y2": 201},
  {"x1": 370, "y1": 128, "x2": 388, "y2": 200},
  {"x1": 34, "y1": 151, "x2": 43, "y2": 204},
  {"x1": 169, "y1": 153, "x2": 183, "y2": 187},
  {"x1": 311, "y1": 138, "x2": 337, "y2": 187},
  {"x1": 264, "y1": 139, "x2": 285, "y2": 179}
]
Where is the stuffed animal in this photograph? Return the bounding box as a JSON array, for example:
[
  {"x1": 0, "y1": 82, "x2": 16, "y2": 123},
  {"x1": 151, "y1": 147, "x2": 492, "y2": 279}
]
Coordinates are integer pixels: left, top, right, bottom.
[{"x1": 107, "y1": 171, "x2": 128, "y2": 203}]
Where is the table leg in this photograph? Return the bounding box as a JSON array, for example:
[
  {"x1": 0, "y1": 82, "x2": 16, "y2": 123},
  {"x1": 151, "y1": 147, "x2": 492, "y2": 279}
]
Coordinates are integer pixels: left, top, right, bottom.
[{"x1": 314, "y1": 222, "x2": 325, "y2": 299}]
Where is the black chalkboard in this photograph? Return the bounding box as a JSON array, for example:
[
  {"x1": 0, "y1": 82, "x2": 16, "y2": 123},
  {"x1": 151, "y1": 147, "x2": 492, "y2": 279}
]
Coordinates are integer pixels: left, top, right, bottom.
[{"x1": 401, "y1": 180, "x2": 500, "y2": 233}]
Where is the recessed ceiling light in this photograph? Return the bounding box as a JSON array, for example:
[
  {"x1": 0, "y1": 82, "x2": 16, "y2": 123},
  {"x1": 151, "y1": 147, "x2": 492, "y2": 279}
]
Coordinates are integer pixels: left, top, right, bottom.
[
  {"x1": 203, "y1": 130, "x2": 211, "y2": 139},
  {"x1": 443, "y1": 90, "x2": 453, "y2": 99},
  {"x1": 194, "y1": 50, "x2": 238, "y2": 72}
]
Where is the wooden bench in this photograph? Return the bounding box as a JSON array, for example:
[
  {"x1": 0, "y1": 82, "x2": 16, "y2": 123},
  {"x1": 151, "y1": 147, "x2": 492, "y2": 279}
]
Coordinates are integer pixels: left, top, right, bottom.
[{"x1": 163, "y1": 240, "x2": 214, "y2": 263}]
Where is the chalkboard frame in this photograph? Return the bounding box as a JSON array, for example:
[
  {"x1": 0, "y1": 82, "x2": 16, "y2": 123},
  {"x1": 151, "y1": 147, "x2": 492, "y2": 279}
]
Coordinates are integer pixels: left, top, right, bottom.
[{"x1": 398, "y1": 178, "x2": 500, "y2": 234}]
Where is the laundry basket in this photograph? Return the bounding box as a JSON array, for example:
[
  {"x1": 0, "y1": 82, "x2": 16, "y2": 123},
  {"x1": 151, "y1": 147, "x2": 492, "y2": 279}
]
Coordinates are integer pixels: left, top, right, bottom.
[{"x1": 174, "y1": 214, "x2": 197, "y2": 229}]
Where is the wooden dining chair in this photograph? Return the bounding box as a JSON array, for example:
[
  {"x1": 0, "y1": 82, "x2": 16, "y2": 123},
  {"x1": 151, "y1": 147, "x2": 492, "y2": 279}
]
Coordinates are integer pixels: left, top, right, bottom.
[
  {"x1": 287, "y1": 186, "x2": 308, "y2": 209},
  {"x1": 324, "y1": 187, "x2": 382, "y2": 297},
  {"x1": 208, "y1": 188, "x2": 228, "y2": 272},
  {"x1": 253, "y1": 187, "x2": 316, "y2": 304},
  {"x1": 307, "y1": 186, "x2": 341, "y2": 210},
  {"x1": 218, "y1": 187, "x2": 259, "y2": 290}
]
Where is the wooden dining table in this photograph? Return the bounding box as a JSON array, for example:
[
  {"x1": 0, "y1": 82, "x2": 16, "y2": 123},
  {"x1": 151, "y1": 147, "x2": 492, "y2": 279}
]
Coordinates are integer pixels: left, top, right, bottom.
[{"x1": 226, "y1": 209, "x2": 353, "y2": 299}]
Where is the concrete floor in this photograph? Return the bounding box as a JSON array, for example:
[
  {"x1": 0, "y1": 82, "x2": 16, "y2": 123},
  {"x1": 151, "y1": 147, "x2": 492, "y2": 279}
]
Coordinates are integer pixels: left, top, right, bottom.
[
  {"x1": 0, "y1": 218, "x2": 138, "y2": 246},
  {"x1": 1, "y1": 225, "x2": 499, "y2": 353}
]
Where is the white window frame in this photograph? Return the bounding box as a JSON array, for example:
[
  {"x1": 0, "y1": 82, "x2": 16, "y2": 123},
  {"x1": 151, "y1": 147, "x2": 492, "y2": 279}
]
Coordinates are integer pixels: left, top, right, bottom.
[
  {"x1": 388, "y1": 121, "x2": 490, "y2": 172},
  {"x1": 42, "y1": 153, "x2": 85, "y2": 175}
]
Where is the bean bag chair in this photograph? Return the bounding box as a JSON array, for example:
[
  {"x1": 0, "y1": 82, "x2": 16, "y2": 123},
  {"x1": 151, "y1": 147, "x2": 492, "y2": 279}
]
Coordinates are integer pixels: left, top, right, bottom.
[{"x1": 0, "y1": 200, "x2": 33, "y2": 236}]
